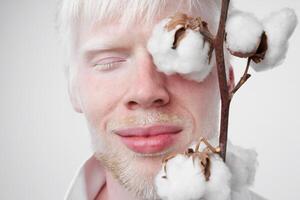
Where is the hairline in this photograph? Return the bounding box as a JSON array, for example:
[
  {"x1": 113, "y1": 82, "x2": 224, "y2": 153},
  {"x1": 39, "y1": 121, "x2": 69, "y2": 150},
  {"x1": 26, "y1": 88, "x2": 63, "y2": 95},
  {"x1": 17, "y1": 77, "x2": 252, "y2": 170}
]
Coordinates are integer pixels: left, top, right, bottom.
[{"x1": 58, "y1": 0, "x2": 221, "y2": 79}]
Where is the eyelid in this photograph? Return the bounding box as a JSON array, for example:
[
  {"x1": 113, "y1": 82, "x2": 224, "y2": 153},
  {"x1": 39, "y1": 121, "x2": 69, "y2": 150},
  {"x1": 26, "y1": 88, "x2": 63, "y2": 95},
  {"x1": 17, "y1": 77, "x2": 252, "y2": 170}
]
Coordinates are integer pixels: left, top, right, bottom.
[
  {"x1": 94, "y1": 57, "x2": 126, "y2": 64},
  {"x1": 93, "y1": 57, "x2": 127, "y2": 71}
]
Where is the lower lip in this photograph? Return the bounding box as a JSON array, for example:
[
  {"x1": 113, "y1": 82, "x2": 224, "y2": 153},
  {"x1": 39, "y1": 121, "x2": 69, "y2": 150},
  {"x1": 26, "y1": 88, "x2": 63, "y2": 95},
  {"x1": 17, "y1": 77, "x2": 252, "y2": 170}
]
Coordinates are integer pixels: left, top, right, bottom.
[{"x1": 120, "y1": 133, "x2": 179, "y2": 154}]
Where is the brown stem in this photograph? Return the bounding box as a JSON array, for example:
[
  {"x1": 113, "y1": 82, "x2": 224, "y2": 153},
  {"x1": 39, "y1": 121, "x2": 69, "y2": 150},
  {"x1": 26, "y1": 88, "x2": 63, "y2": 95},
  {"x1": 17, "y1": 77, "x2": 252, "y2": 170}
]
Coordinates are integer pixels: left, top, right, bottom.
[
  {"x1": 214, "y1": 0, "x2": 231, "y2": 161},
  {"x1": 230, "y1": 58, "x2": 252, "y2": 98}
]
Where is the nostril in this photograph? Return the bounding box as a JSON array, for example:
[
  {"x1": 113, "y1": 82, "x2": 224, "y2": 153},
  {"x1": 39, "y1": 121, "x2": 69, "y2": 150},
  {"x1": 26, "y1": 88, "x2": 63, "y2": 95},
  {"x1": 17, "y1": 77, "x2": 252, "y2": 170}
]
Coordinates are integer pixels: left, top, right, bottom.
[
  {"x1": 126, "y1": 98, "x2": 167, "y2": 109},
  {"x1": 153, "y1": 99, "x2": 165, "y2": 106},
  {"x1": 127, "y1": 101, "x2": 138, "y2": 108}
]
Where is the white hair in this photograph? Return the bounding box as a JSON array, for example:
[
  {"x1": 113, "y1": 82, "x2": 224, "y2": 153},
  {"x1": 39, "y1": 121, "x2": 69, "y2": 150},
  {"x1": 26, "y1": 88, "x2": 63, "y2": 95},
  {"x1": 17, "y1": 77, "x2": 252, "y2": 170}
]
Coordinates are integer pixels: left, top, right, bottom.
[{"x1": 57, "y1": 0, "x2": 222, "y2": 78}]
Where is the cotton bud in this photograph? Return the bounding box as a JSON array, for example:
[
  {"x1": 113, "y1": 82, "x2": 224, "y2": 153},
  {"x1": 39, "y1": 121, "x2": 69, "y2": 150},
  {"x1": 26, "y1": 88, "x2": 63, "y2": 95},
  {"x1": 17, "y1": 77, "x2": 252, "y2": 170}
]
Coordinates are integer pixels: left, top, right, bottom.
[
  {"x1": 147, "y1": 13, "x2": 214, "y2": 82},
  {"x1": 155, "y1": 154, "x2": 207, "y2": 200},
  {"x1": 226, "y1": 10, "x2": 264, "y2": 57},
  {"x1": 251, "y1": 8, "x2": 298, "y2": 71},
  {"x1": 155, "y1": 143, "x2": 231, "y2": 200}
]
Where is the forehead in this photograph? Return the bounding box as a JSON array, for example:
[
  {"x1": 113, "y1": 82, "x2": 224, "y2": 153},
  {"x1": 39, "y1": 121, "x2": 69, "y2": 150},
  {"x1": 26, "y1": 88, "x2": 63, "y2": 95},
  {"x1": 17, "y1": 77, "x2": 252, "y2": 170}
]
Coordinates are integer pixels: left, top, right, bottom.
[
  {"x1": 63, "y1": 0, "x2": 220, "y2": 58},
  {"x1": 72, "y1": 0, "x2": 219, "y2": 32}
]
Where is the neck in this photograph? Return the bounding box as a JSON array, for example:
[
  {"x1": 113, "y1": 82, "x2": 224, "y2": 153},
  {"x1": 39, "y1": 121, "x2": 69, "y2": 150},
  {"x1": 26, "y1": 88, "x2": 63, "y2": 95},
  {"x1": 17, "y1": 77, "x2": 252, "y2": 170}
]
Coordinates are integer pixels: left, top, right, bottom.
[{"x1": 96, "y1": 170, "x2": 138, "y2": 200}]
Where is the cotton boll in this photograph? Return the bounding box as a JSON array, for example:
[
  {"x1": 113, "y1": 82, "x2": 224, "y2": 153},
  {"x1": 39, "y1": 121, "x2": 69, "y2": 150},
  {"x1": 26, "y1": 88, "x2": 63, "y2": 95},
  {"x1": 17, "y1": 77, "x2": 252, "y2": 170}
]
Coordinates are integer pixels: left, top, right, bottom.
[
  {"x1": 226, "y1": 142, "x2": 258, "y2": 190},
  {"x1": 155, "y1": 154, "x2": 207, "y2": 200},
  {"x1": 226, "y1": 10, "x2": 264, "y2": 56},
  {"x1": 263, "y1": 8, "x2": 298, "y2": 45},
  {"x1": 155, "y1": 140, "x2": 231, "y2": 200},
  {"x1": 176, "y1": 30, "x2": 206, "y2": 74},
  {"x1": 251, "y1": 43, "x2": 288, "y2": 72},
  {"x1": 204, "y1": 154, "x2": 231, "y2": 200},
  {"x1": 147, "y1": 18, "x2": 173, "y2": 55},
  {"x1": 177, "y1": 30, "x2": 215, "y2": 81},
  {"x1": 147, "y1": 18, "x2": 179, "y2": 74},
  {"x1": 176, "y1": 29, "x2": 214, "y2": 75},
  {"x1": 147, "y1": 17, "x2": 214, "y2": 82},
  {"x1": 251, "y1": 8, "x2": 298, "y2": 71}
]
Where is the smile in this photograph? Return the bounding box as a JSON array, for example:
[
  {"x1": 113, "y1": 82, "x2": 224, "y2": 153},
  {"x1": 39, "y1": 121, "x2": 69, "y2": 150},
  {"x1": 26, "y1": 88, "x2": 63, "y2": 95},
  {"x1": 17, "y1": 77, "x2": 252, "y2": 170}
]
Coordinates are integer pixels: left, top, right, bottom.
[{"x1": 114, "y1": 125, "x2": 182, "y2": 154}]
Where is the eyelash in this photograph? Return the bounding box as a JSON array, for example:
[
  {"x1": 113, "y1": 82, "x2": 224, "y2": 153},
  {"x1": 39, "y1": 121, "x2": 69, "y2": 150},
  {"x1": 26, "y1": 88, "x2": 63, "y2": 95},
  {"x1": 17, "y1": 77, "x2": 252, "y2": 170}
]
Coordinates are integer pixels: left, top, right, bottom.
[{"x1": 93, "y1": 59, "x2": 126, "y2": 71}]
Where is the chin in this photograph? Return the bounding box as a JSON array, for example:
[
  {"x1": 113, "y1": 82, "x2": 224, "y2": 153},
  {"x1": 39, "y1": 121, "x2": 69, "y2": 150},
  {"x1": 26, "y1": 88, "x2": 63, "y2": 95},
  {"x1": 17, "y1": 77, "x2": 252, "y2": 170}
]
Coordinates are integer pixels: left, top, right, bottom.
[{"x1": 93, "y1": 134, "x2": 193, "y2": 199}]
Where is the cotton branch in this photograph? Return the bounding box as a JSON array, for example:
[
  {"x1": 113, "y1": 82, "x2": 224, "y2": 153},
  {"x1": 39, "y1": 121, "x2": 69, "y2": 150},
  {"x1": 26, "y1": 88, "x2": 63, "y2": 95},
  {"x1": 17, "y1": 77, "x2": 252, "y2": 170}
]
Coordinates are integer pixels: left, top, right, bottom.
[
  {"x1": 148, "y1": 2, "x2": 297, "y2": 164},
  {"x1": 151, "y1": 4, "x2": 298, "y2": 200},
  {"x1": 230, "y1": 58, "x2": 251, "y2": 97},
  {"x1": 214, "y1": 0, "x2": 231, "y2": 161}
]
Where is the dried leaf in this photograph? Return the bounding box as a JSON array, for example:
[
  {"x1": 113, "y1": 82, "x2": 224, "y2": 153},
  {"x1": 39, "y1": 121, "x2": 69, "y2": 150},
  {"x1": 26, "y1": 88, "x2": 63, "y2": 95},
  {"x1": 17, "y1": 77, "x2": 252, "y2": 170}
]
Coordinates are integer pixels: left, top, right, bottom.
[
  {"x1": 172, "y1": 27, "x2": 186, "y2": 49},
  {"x1": 165, "y1": 13, "x2": 189, "y2": 31},
  {"x1": 164, "y1": 12, "x2": 214, "y2": 56},
  {"x1": 187, "y1": 17, "x2": 202, "y2": 30},
  {"x1": 202, "y1": 156, "x2": 211, "y2": 181}
]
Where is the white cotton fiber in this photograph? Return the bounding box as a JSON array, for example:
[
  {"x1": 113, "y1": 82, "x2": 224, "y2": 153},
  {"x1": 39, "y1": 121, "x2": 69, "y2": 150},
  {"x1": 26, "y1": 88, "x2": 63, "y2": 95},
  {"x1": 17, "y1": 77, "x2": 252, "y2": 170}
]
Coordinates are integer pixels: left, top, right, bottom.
[
  {"x1": 251, "y1": 8, "x2": 298, "y2": 71},
  {"x1": 155, "y1": 154, "x2": 207, "y2": 200},
  {"x1": 226, "y1": 142, "x2": 258, "y2": 190},
  {"x1": 147, "y1": 18, "x2": 179, "y2": 75},
  {"x1": 226, "y1": 10, "x2": 264, "y2": 56},
  {"x1": 147, "y1": 17, "x2": 214, "y2": 82},
  {"x1": 231, "y1": 189, "x2": 254, "y2": 200},
  {"x1": 204, "y1": 154, "x2": 231, "y2": 200},
  {"x1": 178, "y1": 30, "x2": 215, "y2": 82},
  {"x1": 155, "y1": 144, "x2": 231, "y2": 200}
]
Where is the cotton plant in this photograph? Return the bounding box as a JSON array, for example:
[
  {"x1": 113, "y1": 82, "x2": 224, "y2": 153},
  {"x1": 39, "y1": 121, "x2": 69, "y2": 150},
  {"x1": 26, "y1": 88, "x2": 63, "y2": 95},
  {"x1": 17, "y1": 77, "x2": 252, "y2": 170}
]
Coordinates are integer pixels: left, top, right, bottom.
[{"x1": 147, "y1": 1, "x2": 297, "y2": 200}]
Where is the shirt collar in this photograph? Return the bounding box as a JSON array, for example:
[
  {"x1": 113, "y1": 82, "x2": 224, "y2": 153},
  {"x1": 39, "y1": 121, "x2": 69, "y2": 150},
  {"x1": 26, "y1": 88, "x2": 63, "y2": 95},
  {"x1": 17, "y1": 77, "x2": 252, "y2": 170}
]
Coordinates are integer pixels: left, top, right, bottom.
[{"x1": 64, "y1": 154, "x2": 106, "y2": 200}]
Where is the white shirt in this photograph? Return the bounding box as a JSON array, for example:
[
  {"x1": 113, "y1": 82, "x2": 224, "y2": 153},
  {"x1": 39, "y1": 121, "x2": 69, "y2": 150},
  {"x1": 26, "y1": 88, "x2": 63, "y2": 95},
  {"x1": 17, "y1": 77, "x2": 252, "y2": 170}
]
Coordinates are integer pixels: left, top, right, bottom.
[{"x1": 64, "y1": 155, "x2": 105, "y2": 200}]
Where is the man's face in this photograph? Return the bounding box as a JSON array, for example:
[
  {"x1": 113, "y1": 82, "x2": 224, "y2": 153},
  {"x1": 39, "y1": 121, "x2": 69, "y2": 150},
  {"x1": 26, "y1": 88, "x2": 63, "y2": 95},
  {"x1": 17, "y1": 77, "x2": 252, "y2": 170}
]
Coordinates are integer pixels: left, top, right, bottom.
[{"x1": 71, "y1": 9, "x2": 220, "y2": 198}]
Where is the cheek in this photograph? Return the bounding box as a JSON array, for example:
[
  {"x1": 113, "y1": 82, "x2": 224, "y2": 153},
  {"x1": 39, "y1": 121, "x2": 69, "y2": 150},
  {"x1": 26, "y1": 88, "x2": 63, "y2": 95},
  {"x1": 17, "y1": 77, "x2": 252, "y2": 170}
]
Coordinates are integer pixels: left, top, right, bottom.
[
  {"x1": 168, "y1": 72, "x2": 220, "y2": 135},
  {"x1": 169, "y1": 72, "x2": 219, "y2": 110},
  {"x1": 189, "y1": 76, "x2": 219, "y2": 117},
  {"x1": 76, "y1": 70, "x2": 126, "y2": 127},
  {"x1": 190, "y1": 82, "x2": 219, "y2": 112}
]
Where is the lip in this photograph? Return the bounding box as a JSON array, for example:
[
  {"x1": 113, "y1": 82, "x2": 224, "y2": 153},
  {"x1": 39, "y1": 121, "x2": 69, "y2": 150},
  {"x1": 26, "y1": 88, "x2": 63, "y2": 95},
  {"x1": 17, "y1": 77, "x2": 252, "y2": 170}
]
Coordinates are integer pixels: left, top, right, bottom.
[{"x1": 114, "y1": 125, "x2": 182, "y2": 154}]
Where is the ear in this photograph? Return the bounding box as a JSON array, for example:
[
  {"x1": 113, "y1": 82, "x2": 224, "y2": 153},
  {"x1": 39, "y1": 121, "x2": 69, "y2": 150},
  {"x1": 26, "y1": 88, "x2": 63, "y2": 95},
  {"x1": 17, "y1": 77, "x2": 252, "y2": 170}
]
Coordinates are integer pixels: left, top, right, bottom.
[
  {"x1": 68, "y1": 80, "x2": 83, "y2": 113},
  {"x1": 227, "y1": 66, "x2": 235, "y2": 92}
]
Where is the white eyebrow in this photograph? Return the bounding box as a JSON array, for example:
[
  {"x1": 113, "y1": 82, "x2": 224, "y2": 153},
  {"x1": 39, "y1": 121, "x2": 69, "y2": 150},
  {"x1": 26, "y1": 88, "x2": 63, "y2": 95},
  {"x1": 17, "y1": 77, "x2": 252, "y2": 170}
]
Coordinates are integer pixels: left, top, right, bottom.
[
  {"x1": 79, "y1": 38, "x2": 118, "y2": 54},
  {"x1": 78, "y1": 36, "x2": 132, "y2": 63}
]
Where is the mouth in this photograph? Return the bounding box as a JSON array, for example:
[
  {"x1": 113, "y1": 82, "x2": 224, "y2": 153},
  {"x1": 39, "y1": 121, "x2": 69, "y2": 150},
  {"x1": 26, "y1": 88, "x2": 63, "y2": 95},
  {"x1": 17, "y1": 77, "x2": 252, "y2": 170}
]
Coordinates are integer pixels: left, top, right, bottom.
[{"x1": 113, "y1": 125, "x2": 182, "y2": 154}]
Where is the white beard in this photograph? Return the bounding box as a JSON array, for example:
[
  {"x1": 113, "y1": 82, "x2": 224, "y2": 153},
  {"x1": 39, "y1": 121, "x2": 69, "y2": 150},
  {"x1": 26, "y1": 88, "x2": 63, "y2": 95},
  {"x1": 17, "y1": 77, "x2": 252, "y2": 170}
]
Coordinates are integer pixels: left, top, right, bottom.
[{"x1": 91, "y1": 127, "x2": 162, "y2": 199}]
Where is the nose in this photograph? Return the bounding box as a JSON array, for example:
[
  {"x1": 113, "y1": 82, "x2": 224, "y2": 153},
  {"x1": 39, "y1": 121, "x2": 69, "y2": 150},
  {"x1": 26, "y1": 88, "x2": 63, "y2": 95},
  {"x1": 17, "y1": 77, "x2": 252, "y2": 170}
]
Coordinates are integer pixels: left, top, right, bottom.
[{"x1": 123, "y1": 52, "x2": 170, "y2": 110}]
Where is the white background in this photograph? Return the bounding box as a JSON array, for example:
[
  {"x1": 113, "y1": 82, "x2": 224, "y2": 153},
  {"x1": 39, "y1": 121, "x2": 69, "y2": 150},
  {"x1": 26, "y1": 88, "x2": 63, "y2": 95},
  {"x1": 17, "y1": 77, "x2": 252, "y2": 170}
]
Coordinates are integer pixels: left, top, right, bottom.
[{"x1": 0, "y1": 0, "x2": 299, "y2": 199}]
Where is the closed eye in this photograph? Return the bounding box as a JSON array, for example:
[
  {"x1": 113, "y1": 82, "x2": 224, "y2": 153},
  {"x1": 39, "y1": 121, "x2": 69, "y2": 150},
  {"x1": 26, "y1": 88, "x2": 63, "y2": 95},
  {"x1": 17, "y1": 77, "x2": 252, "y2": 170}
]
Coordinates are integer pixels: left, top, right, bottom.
[{"x1": 93, "y1": 57, "x2": 127, "y2": 71}]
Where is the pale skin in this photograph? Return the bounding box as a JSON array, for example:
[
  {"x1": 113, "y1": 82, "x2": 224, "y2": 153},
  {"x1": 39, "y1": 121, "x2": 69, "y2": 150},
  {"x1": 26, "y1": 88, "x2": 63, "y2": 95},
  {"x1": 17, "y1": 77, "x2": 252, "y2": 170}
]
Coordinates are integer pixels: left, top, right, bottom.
[{"x1": 68, "y1": 6, "x2": 235, "y2": 200}]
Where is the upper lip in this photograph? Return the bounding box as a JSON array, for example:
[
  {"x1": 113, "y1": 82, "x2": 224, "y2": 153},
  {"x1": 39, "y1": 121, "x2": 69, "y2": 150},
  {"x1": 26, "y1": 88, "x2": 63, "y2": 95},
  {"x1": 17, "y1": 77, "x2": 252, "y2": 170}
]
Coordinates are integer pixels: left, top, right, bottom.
[{"x1": 113, "y1": 125, "x2": 182, "y2": 137}]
